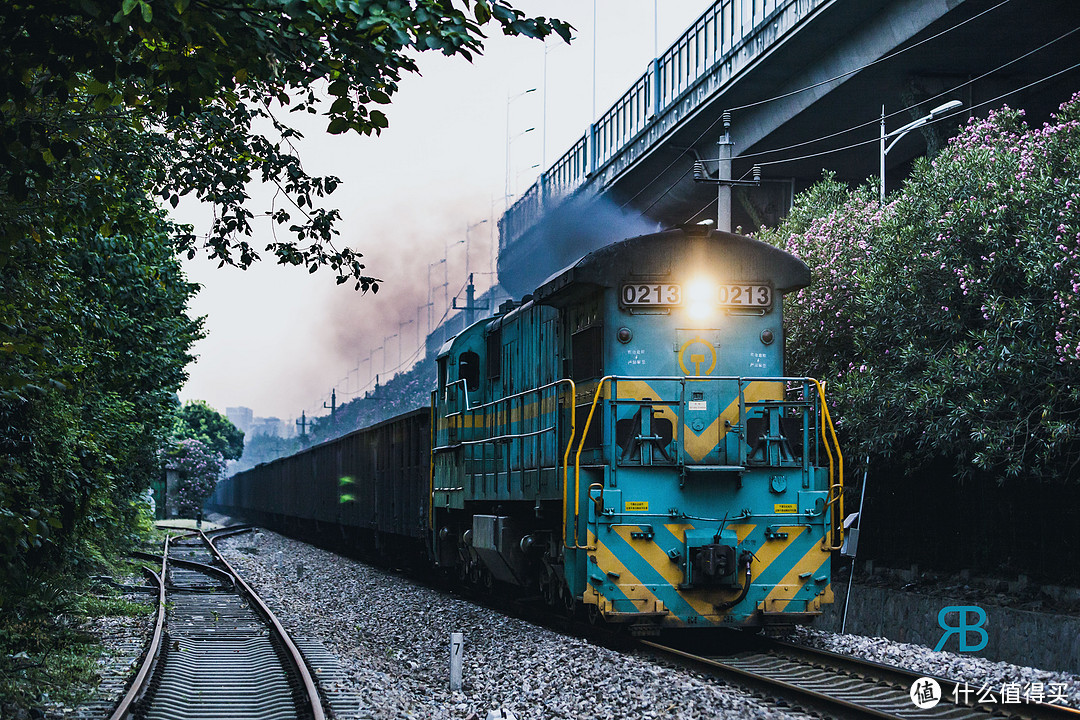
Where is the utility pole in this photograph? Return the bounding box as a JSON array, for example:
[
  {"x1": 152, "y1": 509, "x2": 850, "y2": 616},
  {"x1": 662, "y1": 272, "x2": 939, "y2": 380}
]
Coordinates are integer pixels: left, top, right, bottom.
[
  {"x1": 691, "y1": 111, "x2": 760, "y2": 231},
  {"x1": 295, "y1": 410, "x2": 307, "y2": 437},
  {"x1": 465, "y1": 219, "x2": 487, "y2": 281},
  {"x1": 453, "y1": 273, "x2": 490, "y2": 327},
  {"x1": 717, "y1": 111, "x2": 733, "y2": 233},
  {"x1": 322, "y1": 389, "x2": 336, "y2": 425}
]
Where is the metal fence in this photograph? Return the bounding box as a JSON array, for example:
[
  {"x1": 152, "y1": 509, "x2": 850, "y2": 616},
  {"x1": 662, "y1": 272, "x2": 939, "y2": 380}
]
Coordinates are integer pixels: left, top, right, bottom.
[{"x1": 500, "y1": 0, "x2": 823, "y2": 251}]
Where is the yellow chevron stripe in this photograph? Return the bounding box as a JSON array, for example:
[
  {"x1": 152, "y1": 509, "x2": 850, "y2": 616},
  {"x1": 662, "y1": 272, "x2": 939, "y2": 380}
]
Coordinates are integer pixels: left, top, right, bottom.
[
  {"x1": 682, "y1": 381, "x2": 785, "y2": 462},
  {"x1": 614, "y1": 527, "x2": 682, "y2": 588},
  {"x1": 589, "y1": 532, "x2": 669, "y2": 615},
  {"x1": 760, "y1": 541, "x2": 830, "y2": 612}
]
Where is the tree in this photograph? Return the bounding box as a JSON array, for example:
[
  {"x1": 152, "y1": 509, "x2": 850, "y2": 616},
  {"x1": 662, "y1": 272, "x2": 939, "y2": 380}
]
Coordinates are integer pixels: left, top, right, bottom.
[
  {"x1": 175, "y1": 400, "x2": 245, "y2": 461},
  {"x1": 0, "y1": 1, "x2": 571, "y2": 291}
]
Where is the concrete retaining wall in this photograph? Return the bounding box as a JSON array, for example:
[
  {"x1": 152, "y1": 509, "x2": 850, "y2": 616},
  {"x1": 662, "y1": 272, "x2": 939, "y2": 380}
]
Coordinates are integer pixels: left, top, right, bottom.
[{"x1": 818, "y1": 584, "x2": 1080, "y2": 674}]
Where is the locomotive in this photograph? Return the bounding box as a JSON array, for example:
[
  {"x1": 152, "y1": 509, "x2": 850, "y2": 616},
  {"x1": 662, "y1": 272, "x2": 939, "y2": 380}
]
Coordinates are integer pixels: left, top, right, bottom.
[{"x1": 211, "y1": 226, "x2": 844, "y2": 632}]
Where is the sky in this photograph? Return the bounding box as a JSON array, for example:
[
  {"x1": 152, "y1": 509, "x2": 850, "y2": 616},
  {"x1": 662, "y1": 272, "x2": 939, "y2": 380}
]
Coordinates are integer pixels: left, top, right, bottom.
[{"x1": 176, "y1": 1, "x2": 713, "y2": 423}]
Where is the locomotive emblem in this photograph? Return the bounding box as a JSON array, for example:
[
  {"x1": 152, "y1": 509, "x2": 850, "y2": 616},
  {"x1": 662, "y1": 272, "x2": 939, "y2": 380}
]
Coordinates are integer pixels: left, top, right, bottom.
[{"x1": 677, "y1": 337, "x2": 717, "y2": 376}]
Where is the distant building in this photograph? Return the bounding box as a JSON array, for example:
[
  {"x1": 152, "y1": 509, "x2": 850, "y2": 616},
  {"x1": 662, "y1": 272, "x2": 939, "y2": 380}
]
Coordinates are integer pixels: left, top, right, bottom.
[
  {"x1": 226, "y1": 406, "x2": 253, "y2": 435},
  {"x1": 249, "y1": 416, "x2": 284, "y2": 437}
]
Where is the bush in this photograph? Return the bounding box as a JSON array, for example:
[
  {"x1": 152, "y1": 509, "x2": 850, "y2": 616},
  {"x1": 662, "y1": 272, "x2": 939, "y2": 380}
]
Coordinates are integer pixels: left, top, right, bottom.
[
  {"x1": 762, "y1": 94, "x2": 1080, "y2": 483},
  {"x1": 170, "y1": 439, "x2": 226, "y2": 517}
]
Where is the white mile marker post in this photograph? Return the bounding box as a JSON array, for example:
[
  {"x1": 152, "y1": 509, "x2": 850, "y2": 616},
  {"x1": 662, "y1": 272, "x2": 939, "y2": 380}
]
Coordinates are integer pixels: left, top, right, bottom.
[{"x1": 449, "y1": 632, "x2": 463, "y2": 691}]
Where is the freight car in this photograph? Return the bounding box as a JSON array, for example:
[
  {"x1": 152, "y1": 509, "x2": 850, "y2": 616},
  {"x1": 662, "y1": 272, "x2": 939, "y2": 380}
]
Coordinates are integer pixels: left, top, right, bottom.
[{"x1": 211, "y1": 226, "x2": 844, "y2": 633}]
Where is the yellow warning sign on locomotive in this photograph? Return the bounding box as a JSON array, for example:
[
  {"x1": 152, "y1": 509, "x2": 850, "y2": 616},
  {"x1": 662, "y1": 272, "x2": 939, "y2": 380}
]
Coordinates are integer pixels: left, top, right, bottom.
[
  {"x1": 774, "y1": 503, "x2": 797, "y2": 514},
  {"x1": 625, "y1": 501, "x2": 649, "y2": 512}
]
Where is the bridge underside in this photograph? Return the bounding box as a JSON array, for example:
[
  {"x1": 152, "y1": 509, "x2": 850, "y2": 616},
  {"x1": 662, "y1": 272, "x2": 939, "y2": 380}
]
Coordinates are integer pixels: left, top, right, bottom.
[{"x1": 499, "y1": 0, "x2": 1080, "y2": 296}]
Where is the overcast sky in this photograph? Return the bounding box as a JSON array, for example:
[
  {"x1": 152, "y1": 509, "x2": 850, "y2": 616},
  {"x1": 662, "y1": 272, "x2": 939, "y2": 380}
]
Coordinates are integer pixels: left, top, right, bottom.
[{"x1": 176, "y1": 1, "x2": 712, "y2": 422}]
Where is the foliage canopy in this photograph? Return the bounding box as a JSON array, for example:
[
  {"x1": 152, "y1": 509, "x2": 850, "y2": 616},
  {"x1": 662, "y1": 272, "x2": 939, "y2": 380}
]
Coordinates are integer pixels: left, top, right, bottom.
[
  {"x1": 0, "y1": 0, "x2": 571, "y2": 290},
  {"x1": 763, "y1": 95, "x2": 1080, "y2": 483}
]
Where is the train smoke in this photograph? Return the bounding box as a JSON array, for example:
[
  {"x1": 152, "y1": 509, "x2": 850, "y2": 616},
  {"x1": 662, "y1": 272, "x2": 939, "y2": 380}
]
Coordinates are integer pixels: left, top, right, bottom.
[{"x1": 496, "y1": 193, "x2": 657, "y2": 297}]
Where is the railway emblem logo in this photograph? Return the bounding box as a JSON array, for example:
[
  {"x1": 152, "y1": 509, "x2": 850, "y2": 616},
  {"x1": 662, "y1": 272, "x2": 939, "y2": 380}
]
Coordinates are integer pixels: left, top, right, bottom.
[
  {"x1": 909, "y1": 677, "x2": 942, "y2": 709},
  {"x1": 678, "y1": 337, "x2": 717, "y2": 376},
  {"x1": 935, "y1": 605, "x2": 988, "y2": 652}
]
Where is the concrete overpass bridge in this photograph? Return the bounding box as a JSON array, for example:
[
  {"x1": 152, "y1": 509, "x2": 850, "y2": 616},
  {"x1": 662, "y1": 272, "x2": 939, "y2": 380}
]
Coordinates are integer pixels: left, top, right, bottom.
[{"x1": 494, "y1": 0, "x2": 1080, "y2": 296}]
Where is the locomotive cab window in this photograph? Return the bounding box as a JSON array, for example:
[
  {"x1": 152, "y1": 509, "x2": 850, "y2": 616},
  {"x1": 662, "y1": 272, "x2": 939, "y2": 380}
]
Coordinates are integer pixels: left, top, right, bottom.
[
  {"x1": 437, "y1": 356, "x2": 448, "y2": 392},
  {"x1": 458, "y1": 351, "x2": 480, "y2": 392}
]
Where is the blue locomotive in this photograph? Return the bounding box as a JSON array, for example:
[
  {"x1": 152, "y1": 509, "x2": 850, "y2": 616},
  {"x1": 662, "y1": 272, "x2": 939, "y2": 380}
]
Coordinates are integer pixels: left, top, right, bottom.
[{"x1": 213, "y1": 227, "x2": 844, "y2": 632}]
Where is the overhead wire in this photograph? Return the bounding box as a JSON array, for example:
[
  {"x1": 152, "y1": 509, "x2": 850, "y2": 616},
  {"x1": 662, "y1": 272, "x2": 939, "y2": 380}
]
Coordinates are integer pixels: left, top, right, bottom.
[
  {"x1": 681, "y1": 57, "x2": 1080, "y2": 222},
  {"x1": 755, "y1": 58, "x2": 1080, "y2": 169}
]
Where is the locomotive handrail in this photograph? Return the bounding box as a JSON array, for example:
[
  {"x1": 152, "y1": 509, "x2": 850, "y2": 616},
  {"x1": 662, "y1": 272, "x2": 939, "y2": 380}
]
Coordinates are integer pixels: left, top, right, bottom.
[
  {"x1": 571, "y1": 374, "x2": 838, "y2": 553},
  {"x1": 571, "y1": 376, "x2": 616, "y2": 550},
  {"x1": 809, "y1": 378, "x2": 845, "y2": 550},
  {"x1": 432, "y1": 423, "x2": 558, "y2": 452},
  {"x1": 442, "y1": 378, "x2": 472, "y2": 412},
  {"x1": 442, "y1": 377, "x2": 573, "y2": 416},
  {"x1": 437, "y1": 377, "x2": 581, "y2": 552}
]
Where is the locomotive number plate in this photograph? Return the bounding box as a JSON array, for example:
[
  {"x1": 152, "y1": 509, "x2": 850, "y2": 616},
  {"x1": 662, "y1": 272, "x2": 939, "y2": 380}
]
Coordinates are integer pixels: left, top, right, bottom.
[
  {"x1": 621, "y1": 283, "x2": 681, "y2": 306},
  {"x1": 718, "y1": 284, "x2": 772, "y2": 307}
]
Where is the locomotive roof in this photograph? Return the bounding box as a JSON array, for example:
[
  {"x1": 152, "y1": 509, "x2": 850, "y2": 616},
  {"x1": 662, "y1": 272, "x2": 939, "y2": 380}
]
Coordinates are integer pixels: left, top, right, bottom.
[{"x1": 533, "y1": 227, "x2": 810, "y2": 306}]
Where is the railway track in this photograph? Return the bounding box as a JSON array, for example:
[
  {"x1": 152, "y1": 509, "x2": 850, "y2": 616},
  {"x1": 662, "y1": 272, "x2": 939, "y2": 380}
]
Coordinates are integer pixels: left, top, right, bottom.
[
  {"x1": 109, "y1": 527, "x2": 326, "y2": 720},
  {"x1": 642, "y1": 635, "x2": 1080, "y2": 720}
]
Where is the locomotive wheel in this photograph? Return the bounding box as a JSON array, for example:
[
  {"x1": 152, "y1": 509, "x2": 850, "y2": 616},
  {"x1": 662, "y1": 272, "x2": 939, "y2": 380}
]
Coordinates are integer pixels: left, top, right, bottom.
[
  {"x1": 586, "y1": 603, "x2": 603, "y2": 625},
  {"x1": 542, "y1": 579, "x2": 558, "y2": 606},
  {"x1": 560, "y1": 584, "x2": 576, "y2": 613},
  {"x1": 482, "y1": 568, "x2": 495, "y2": 590}
]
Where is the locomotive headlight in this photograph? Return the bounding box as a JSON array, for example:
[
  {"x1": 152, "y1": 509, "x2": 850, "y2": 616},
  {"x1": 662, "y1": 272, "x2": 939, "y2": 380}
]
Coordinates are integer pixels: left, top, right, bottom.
[{"x1": 686, "y1": 278, "x2": 715, "y2": 321}]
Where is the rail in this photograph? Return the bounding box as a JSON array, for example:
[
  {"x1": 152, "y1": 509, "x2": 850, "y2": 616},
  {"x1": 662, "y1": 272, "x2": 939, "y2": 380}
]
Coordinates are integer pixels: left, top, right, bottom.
[
  {"x1": 111, "y1": 529, "x2": 325, "y2": 720},
  {"x1": 108, "y1": 536, "x2": 169, "y2": 720},
  {"x1": 202, "y1": 530, "x2": 325, "y2": 720},
  {"x1": 500, "y1": 0, "x2": 828, "y2": 251},
  {"x1": 642, "y1": 637, "x2": 1080, "y2": 720}
]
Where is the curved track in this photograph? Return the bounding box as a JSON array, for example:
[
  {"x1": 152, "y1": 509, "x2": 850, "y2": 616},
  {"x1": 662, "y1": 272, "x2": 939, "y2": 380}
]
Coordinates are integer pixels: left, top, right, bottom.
[
  {"x1": 109, "y1": 528, "x2": 325, "y2": 720},
  {"x1": 642, "y1": 635, "x2": 1080, "y2": 720}
]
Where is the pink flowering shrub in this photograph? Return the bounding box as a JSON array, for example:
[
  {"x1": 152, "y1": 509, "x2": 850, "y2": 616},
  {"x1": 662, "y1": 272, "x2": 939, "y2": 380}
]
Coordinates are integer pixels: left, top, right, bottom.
[
  {"x1": 170, "y1": 438, "x2": 226, "y2": 517},
  {"x1": 762, "y1": 95, "x2": 1080, "y2": 482}
]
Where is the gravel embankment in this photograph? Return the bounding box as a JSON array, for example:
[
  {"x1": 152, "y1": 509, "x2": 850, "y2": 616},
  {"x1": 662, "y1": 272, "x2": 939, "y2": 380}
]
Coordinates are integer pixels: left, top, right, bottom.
[
  {"x1": 790, "y1": 626, "x2": 1080, "y2": 709},
  {"x1": 218, "y1": 530, "x2": 811, "y2": 720}
]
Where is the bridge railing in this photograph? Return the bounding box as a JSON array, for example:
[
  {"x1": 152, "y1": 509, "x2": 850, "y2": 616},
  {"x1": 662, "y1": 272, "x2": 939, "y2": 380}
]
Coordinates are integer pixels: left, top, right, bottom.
[{"x1": 500, "y1": 0, "x2": 804, "y2": 252}]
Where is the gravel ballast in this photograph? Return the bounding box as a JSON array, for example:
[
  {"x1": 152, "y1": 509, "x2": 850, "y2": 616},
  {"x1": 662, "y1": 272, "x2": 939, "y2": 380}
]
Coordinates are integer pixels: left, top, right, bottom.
[
  {"x1": 790, "y1": 625, "x2": 1080, "y2": 709},
  {"x1": 217, "y1": 530, "x2": 811, "y2": 720},
  {"x1": 217, "y1": 530, "x2": 1080, "y2": 717}
]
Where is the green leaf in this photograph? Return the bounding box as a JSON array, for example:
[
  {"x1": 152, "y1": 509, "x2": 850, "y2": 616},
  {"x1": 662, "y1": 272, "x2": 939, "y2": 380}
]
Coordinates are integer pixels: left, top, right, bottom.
[{"x1": 122, "y1": 0, "x2": 138, "y2": 15}]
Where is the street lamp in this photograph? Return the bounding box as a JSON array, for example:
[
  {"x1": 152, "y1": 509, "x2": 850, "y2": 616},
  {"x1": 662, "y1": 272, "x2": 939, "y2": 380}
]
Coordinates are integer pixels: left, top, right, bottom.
[
  {"x1": 428, "y1": 258, "x2": 445, "y2": 331},
  {"x1": 880, "y1": 100, "x2": 963, "y2": 203},
  {"x1": 397, "y1": 319, "x2": 414, "y2": 366},
  {"x1": 383, "y1": 334, "x2": 397, "y2": 374},
  {"x1": 505, "y1": 87, "x2": 537, "y2": 208},
  {"x1": 464, "y1": 219, "x2": 487, "y2": 280}
]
